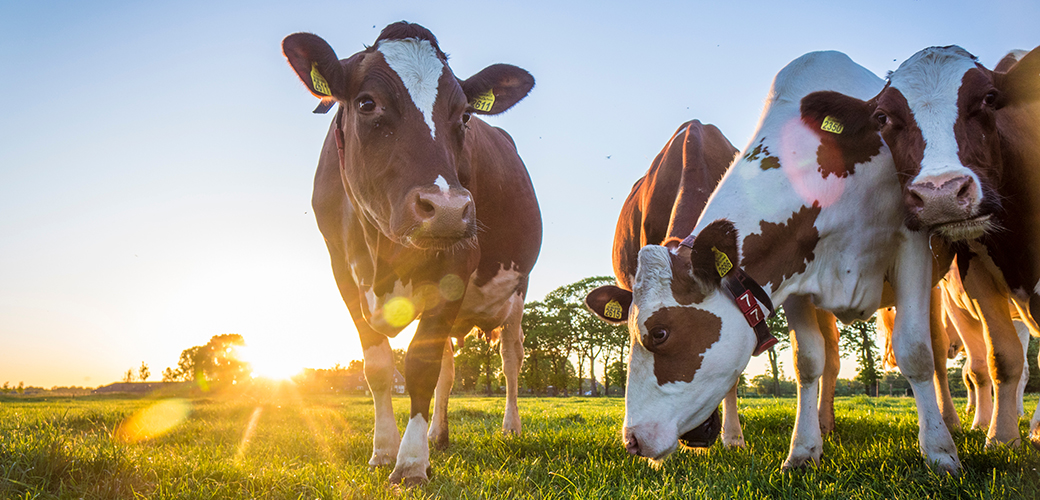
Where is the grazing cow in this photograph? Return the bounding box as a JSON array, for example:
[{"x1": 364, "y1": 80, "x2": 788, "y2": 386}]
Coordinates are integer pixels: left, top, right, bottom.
[
  {"x1": 282, "y1": 22, "x2": 541, "y2": 484},
  {"x1": 593, "y1": 120, "x2": 843, "y2": 448},
  {"x1": 806, "y1": 46, "x2": 1040, "y2": 447},
  {"x1": 587, "y1": 51, "x2": 961, "y2": 472}
]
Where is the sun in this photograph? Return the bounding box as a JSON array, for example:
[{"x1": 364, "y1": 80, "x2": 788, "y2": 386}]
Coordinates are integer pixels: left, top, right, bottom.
[{"x1": 235, "y1": 344, "x2": 304, "y2": 381}]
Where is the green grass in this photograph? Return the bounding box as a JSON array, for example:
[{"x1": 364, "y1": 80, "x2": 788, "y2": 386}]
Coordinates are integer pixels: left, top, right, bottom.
[{"x1": 1, "y1": 391, "x2": 1039, "y2": 499}]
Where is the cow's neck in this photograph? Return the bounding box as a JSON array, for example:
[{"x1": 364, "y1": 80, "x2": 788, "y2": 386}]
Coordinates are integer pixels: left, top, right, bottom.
[{"x1": 989, "y1": 103, "x2": 1040, "y2": 298}]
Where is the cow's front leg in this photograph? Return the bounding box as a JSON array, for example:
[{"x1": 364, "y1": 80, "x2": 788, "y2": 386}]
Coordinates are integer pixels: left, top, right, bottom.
[
  {"x1": 891, "y1": 237, "x2": 960, "y2": 473},
  {"x1": 427, "y1": 337, "x2": 454, "y2": 449},
  {"x1": 389, "y1": 314, "x2": 456, "y2": 485},
  {"x1": 499, "y1": 296, "x2": 525, "y2": 435},
  {"x1": 721, "y1": 382, "x2": 745, "y2": 448},
  {"x1": 782, "y1": 296, "x2": 825, "y2": 470},
  {"x1": 1031, "y1": 342, "x2": 1040, "y2": 450},
  {"x1": 360, "y1": 334, "x2": 401, "y2": 467},
  {"x1": 817, "y1": 310, "x2": 839, "y2": 436}
]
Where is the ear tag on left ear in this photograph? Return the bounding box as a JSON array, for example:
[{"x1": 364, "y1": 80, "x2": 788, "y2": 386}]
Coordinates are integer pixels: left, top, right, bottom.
[
  {"x1": 712, "y1": 246, "x2": 733, "y2": 277},
  {"x1": 472, "y1": 89, "x2": 495, "y2": 112},
  {"x1": 821, "y1": 116, "x2": 844, "y2": 134},
  {"x1": 310, "y1": 63, "x2": 331, "y2": 96},
  {"x1": 604, "y1": 299, "x2": 623, "y2": 320}
]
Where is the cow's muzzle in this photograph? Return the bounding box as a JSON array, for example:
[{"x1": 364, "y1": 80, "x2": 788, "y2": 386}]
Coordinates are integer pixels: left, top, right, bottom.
[{"x1": 401, "y1": 186, "x2": 476, "y2": 248}]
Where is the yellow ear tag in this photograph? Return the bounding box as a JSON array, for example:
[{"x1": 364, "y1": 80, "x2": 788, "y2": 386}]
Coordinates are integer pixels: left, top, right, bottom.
[
  {"x1": 821, "y1": 116, "x2": 844, "y2": 134},
  {"x1": 471, "y1": 89, "x2": 496, "y2": 112},
  {"x1": 604, "y1": 299, "x2": 623, "y2": 320},
  {"x1": 310, "y1": 63, "x2": 331, "y2": 96},
  {"x1": 712, "y1": 246, "x2": 733, "y2": 277}
]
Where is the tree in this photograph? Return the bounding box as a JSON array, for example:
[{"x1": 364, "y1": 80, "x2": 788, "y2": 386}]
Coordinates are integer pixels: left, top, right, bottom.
[
  {"x1": 521, "y1": 298, "x2": 576, "y2": 395},
  {"x1": 161, "y1": 366, "x2": 179, "y2": 382},
  {"x1": 838, "y1": 318, "x2": 882, "y2": 396},
  {"x1": 138, "y1": 361, "x2": 150, "y2": 382},
  {"x1": 123, "y1": 368, "x2": 135, "y2": 383},
  {"x1": 764, "y1": 307, "x2": 793, "y2": 396},
  {"x1": 165, "y1": 334, "x2": 250, "y2": 390},
  {"x1": 454, "y1": 335, "x2": 500, "y2": 394}
]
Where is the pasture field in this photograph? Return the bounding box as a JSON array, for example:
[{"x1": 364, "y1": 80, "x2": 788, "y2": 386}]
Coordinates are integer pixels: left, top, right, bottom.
[{"x1": 1, "y1": 391, "x2": 1039, "y2": 499}]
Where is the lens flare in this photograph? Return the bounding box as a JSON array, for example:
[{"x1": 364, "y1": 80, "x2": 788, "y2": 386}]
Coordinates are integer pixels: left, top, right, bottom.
[
  {"x1": 113, "y1": 398, "x2": 191, "y2": 443},
  {"x1": 439, "y1": 274, "x2": 465, "y2": 301},
  {"x1": 384, "y1": 296, "x2": 416, "y2": 327}
]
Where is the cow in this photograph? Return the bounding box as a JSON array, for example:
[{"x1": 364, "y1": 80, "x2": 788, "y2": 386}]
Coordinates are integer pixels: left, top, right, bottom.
[
  {"x1": 594, "y1": 119, "x2": 843, "y2": 447},
  {"x1": 282, "y1": 22, "x2": 541, "y2": 484},
  {"x1": 587, "y1": 51, "x2": 962, "y2": 472},
  {"x1": 804, "y1": 45, "x2": 1040, "y2": 448}
]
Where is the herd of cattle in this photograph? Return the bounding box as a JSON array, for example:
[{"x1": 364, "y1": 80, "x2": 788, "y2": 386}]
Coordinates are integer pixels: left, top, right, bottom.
[{"x1": 282, "y1": 21, "x2": 1040, "y2": 484}]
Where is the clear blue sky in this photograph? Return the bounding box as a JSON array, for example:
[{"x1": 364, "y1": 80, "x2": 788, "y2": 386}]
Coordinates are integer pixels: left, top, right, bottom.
[{"x1": 2, "y1": 0, "x2": 1037, "y2": 387}]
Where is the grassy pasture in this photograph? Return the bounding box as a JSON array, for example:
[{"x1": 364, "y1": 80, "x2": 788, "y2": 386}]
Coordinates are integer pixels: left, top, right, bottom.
[{"x1": 1, "y1": 392, "x2": 1039, "y2": 499}]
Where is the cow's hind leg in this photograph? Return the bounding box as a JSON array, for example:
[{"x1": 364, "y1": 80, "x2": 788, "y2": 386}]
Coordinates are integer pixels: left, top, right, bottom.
[
  {"x1": 782, "y1": 296, "x2": 825, "y2": 470},
  {"x1": 427, "y1": 337, "x2": 455, "y2": 449},
  {"x1": 721, "y1": 382, "x2": 745, "y2": 448},
  {"x1": 930, "y1": 287, "x2": 961, "y2": 433},
  {"x1": 362, "y1": 335, "x2": 402, "y2": 467},
  {"x1": 499, "y1": 296, "x2": 524, "y2": 435}
]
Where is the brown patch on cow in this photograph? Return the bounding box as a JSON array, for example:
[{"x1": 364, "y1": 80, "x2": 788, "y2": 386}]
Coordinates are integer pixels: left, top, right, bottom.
[
  {"x1": 953, "y1": 68, "x2": 1003, "y2": 216},
  {"x1": 741, "y1": 204, "x2": 822, "y2": 292},
  {"x1": 643, "y1": 306, "x2": 722, "y2": 385},
  {"x1": 799, "y1": 90, "x2": 884, "y2": 179},
  {"x1": 687, "y1": 219, "x2": 739, "y2": 287},
  {"x1": 743, "y1": 138, "x2": 781, "y2": 171},
  {"x1": 670, "y1": 247, "x2": 707, "y2": 305},
  {"x1": 876, "y1": 88, "x2": 925, "y2": 180}
]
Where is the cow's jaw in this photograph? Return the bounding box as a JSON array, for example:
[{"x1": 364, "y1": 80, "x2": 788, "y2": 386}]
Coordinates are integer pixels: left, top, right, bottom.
[{"x1": 622, "y1": 245, "x2": 754, "y2": 462}]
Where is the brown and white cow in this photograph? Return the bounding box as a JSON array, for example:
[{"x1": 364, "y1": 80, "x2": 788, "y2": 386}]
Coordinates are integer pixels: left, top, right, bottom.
[
  {"x1": 282, "y1": 22, "x2": 541, "y2": 484},
  {"x1": 587, "y1": 51, "x2": 961, "y2": 472},
  {"x1": 591, "y1": 119, "x2": 844, "y2": 448},
  {"x1": 806, "y1": 45, "x2": 1040, "y2": 448}
]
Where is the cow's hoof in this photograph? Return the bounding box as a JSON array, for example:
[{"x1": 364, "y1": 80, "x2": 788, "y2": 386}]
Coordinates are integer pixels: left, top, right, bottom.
[
  {"x1": 502, "y1": 416, "x2": 522, "y2": 436},
  {"x1": 926, "y1": 455, "x2": 961, "y2": 475},
  {"x1": 368, "y1": 450, "x2": 396, "y2": 467},
  {"x1": 983, "y1": 436, "x2": 1022, "y2": 450},
  {"x1": 781, "y1": 446, "x2": 820, "y2": 471},
  {"x1": 428, "y1": 429, "x2": 449, "y2": 450},
  {"x1": 389, "y1": 466, "x2": 430, "y2": 486},
  {"x1": 722, "y1": 435, "x2": 745, "y2": 449}
]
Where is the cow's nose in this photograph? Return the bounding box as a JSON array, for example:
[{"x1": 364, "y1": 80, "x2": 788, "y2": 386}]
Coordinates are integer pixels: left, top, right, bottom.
[
  {"x1": 623, "y1": 428, "x2": 641, "y2": 456},
  {"x1": 906, "y1": 174, "x2": 977, "y2": 222},
  {"x1": 411, "y1": 189, "x2": 473, "y2": 236}
]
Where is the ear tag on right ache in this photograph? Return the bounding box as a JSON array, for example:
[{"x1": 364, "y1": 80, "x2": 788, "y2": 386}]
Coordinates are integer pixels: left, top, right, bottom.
[
  {"x1": 310, "y1": 63, "x2": 331, "y2": 96},
  {"x1": 821, "y1": 115, "x2": 844, "y2": 134},
  {"x1": 711, "y1": 247, "x2": 733, "y2": 277},
  {"x1": 471, "y1": 89, "x2": 495, "y2": 112}
]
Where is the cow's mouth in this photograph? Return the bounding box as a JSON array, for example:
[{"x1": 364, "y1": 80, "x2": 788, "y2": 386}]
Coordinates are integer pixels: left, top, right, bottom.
[
  {"x1": 407, "y1": 231, "x2": 479, "y2": 252},
  {"x1": 678, "y1": 407, "x2": 721, "y2": 449},
  {"x1": 931, "y1": 214, "x2": 993, "y2": 241}
]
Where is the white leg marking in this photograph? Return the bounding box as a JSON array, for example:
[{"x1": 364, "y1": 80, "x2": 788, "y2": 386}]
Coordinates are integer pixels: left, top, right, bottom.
[
  {"x1": 389, "y1": 414, "x2": 431, "y2": 484},
  {"x1": 721, "y1": 383, "x2": 745, "y2": 448},
  {"x1": 783, "y1": 296, "x2": 825, "y2": 469},
  {"x1": 364, "y1": 343, "x2": 401, "y2": 467},
  {"x1": 500, "y1": 297, "x2": 525, "y2": 435}
]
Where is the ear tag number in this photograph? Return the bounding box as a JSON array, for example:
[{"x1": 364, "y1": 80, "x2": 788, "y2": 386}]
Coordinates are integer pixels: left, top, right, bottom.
[
  {"x1": 604, "y1": 299, "x2": 623, "y2": 320},
  {"x1": 821, "y1": 116, "x2": 844, "y2": 134},
  {"x1": 712, "y1": 247, "x2": 733, "y2": 277},
  {"x1": 472, "y1": 89, "x2": 496, "y2": 112},
  {"x1": 735, "y1": 291, "x2": 763, "y2": 327},
  {"x1": 310, "y1": 63, "x2": 331, "y2": 96}
]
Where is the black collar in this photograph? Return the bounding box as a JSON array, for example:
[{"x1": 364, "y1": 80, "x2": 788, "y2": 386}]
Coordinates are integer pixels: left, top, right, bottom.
[{"x1": 679, "y1": 236, "x2": 777, "y2": 356}]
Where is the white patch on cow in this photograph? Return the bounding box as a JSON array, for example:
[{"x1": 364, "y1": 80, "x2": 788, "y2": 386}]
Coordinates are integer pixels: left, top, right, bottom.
[
  {"x1": 364, "y1": 280, "x2": 418, "y2": 336},
  {"x1": 1034, "y1": 278, "x2": 1040, "y2": 298},
  {"x1": 434, "y1": 175, "x2": 450, "y2": 193},
  {"x1": 889, "y1": 47, "x2": 984, "y2": 190},
  {"x1": 392, "y1": 414, "x2": 430, "y2": 481},
  {"x1": 454, "y1": 264, "x2": 524, "y2": 331},
  {"x1": 363, "y1": 344, "x2": 401, "y2": 466},
  {"x1": 377, "y1": 39, "x2": 445, "y2": 139}
]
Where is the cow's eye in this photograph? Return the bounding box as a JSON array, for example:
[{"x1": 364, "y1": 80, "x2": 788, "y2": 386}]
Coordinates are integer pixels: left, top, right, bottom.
[
  {"x1": 648, "y1": 326, "x2": 669, "y2": 346},
  {"x1": 982, "y1": 90, "x2": 999, "y2": 107},
  {"x1": 874, "y1": 111, "x2": 888, "y2": 127},
  {"x1": 358, "y1": 97, "x2": 377, "y2": 113}
]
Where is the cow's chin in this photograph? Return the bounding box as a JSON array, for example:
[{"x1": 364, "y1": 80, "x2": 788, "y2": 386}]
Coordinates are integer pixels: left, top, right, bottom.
[
  {"x1": 930, "y1": 214, "x2": 994, "y2": 241},
  {"x1": 678, "y1": 407, "x2": 721, "y2": 449},
  {"x1": 404, "y1": 232, "x2": 478, "y2": 252}
]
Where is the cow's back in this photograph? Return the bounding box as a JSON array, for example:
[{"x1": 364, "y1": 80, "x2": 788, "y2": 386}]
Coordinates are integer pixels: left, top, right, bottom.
[{"x1": 613, "y1": 120, "x2": 735, "y2": 289}]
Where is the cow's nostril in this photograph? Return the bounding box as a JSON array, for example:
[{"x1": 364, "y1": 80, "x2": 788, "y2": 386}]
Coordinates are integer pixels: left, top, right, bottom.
[
  {"x1": 625, "y1": 434, "x2": 640, "y2": 456},
  {"x1": 955, "y1": 177, "x2": 975, "y2": 205},
  {"x1": 906, "y1": 190, "x2": 925, "y2": 211},
  {"x1": 416, "y1": 198, "x2": 435, "y2": 219}
]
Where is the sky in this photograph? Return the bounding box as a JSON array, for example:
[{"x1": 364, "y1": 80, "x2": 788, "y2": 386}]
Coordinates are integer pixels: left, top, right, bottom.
[{"x1": 2, "y1": 0, "x2": 1038, "y2": 388}]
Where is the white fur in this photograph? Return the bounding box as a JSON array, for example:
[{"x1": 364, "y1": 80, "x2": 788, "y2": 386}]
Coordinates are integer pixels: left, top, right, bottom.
[
  {"x1": 889, "y1": 47, "x2": 984, "y2": 202},
  {"x1": 377, "y1": 39, "x2": 445, "y2": 139},
  {"x1": 434, "y1": 175, "x2": 450, "y2": 193},
  {"x1": 363, "y1": 343, "x2": 402, "y2": 466},
  {"x1": 390, "y1": 414, "x2": 431, "y2": 483}
]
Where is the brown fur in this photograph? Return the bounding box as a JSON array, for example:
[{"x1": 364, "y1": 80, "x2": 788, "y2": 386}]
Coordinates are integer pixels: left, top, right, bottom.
[
  {"x1": 644, "y1": 306, "x2": 723, "y2": 384},
  {"x1": 742, "y1": 203, "x2": 822, "y2": 292}
]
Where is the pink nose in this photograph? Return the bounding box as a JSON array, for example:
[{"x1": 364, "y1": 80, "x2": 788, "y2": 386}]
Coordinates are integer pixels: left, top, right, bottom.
[
  {"x1": 905, "y1": 174, "x2": 978, "y2": 225},
  {"x1": 408, "y1": 188, "x2": 474, "y2": 238},
  {"x1": 623, "y1": 427, "x2": 642, "y2": 456}
]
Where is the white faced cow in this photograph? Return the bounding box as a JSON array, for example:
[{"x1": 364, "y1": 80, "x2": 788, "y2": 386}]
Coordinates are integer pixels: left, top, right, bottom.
[
  {"x1": 587, "y1": 51, "x2": 962, "y2": 472},
  {"x1": 282, "y1": 22, "x2": 541, "y2": 484},
  {"x1": 805, "y1": 45, "x2": 1040, "y2": 448}
]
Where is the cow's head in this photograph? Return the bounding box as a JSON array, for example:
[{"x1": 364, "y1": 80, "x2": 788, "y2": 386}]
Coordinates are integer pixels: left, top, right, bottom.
[
  {"x1": 801, "y1": 45, "x2": 1040, "y2": 241},
  {"x1": 586, "y1": 220, "x2": 755, "y2": 461},
  {"x1": 283, "y1": 22, "x2": 534, "y2": 250}
]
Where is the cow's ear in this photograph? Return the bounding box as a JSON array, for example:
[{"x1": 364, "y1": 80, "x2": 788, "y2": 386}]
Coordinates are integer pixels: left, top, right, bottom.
[
  {"x1": 994, "y1": 45, "x2": 1040, "y2": 107},
  {"x1": 585, "y1": 285, "x2": 632, "y2": 325},
  {"x1": 460, "y1": 64, "x2": 535, "y2": 115},
  {"x1": 283, "y1": 33, "x2": 348, "y2": 109},
  {"x1": 687, "y1": 219, "x2": 739, "y2": 286},
  {"x1": 800, "y1": 90, "x2": 878, "y2": 137}
]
